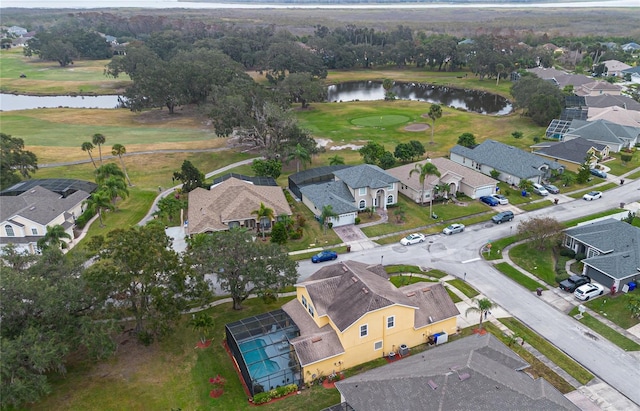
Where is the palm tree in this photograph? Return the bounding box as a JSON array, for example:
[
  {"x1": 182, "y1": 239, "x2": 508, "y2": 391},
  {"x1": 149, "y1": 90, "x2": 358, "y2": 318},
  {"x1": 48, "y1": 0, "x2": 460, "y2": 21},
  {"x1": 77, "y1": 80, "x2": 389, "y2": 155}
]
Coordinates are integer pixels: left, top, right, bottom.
[
  {"x1": 465, "y1": 297, "x2": 498, "y2": 331},
  {"x1": 102, "y1": 176, "x2": 129, "y2": 207},
  {"x1": 81, "y1": 142, "x2": 97, "y2": 169},
  {"x1": 409, "y1": 162, "x2": 441, "y2": 218},
  {"x1": 495, "y1": 63, "x2": 505, "y2": 86},
  {"x1": 95, "y1": 163, "x2": 126, "y2": 185},
  {"x1": 111, "y1": 144, "x2": 132, "y2": 186},
  {"x1": 287, "y1": 143, "x2": 311, "y2": 173},
  {"x1": 328, "y1": 155, "x2": 345, "y2": 166},
  {"x1": 320, "y1": 204, "x2": 338, "y2": 234},
  {"x1": 189, "y1": 312, "x2": 215, "y2": 344},
  {"x1": 37, "y1": 224, "x2": 72, "y2": 251},
  {"x1": 251, "y1": 202, "x2": 275, "y2": 239},
  {"x1": 83, "y1": 190, "x2": 114, "y2": 227},
  {"x1": 427, "y1": 104, "x2": 442, "y2": 145},
  {"x1": 92, "y1": 133, "x2": 106, "y2": 166}
]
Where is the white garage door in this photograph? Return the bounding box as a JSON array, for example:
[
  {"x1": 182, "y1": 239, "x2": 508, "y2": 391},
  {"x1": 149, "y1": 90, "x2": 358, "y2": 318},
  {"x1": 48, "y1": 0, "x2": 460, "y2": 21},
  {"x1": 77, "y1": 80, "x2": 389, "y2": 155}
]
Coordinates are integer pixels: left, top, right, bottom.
[
  {"x1": 474, "y1": 186, "x2": 495, "y2": 198},
  {"x1": 332, "y1": 213, "x2": 356, "y2": 227}
]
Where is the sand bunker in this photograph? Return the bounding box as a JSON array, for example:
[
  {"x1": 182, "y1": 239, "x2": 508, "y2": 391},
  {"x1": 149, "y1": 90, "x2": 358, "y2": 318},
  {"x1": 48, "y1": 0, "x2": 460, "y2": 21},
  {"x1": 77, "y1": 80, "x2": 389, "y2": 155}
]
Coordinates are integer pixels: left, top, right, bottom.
[{"x1": 404, "y1": 123, "x2": 430, "y2": 132}]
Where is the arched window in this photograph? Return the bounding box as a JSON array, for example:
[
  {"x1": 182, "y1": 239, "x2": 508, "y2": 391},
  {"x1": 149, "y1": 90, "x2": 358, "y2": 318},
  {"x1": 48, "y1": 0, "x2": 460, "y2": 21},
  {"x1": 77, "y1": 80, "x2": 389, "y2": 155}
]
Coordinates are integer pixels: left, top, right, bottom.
[
  {"x1": 359, "y1": 200, "x2": 366, "y2": 210},
  {"x1": 387, "y1": 195, "x2": 394, "y2": 204},
  {"x1": 5, "y1": 225, "x2": 15, "y2": 237}
]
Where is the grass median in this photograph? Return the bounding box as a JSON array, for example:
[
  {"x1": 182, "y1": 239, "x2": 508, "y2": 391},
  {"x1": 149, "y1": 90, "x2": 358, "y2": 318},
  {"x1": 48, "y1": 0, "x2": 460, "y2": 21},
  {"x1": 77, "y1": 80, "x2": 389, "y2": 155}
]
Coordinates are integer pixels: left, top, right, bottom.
[
  {"x1": 568, "y1": 308, "x2": 640, "y2": 352},
  {"x1": 494, "y1": 262, "x2": 545, "y2": 292}
]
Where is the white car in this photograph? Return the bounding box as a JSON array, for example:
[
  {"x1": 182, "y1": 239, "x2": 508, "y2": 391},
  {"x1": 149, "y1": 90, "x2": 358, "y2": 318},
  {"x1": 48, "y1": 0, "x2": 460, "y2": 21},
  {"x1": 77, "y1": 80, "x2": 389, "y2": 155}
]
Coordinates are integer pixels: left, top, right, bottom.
[
  {"x1": 583, "y1": 191, "x2": 602, "y2": 201},
  {"x1": 492, "y1": 194, "x2": 509, "y2": 205},
  {"x1": 532, "y1": 183, "x2": 549, "y2": 196},
  {"x1": 442, "y1": 223, "x2": 465, "y2": 235},
  {"x1": 400, "y1": 233, "x2": 426, "y2": 245},
  {"x1": 574, "y1": 283, "x2": 604, "y2": 301}
]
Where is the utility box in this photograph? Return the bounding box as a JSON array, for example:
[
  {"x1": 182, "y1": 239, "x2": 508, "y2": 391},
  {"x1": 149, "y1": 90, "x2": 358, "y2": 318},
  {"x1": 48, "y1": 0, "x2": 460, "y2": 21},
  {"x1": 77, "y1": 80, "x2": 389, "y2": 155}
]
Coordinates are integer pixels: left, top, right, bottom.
[
  {"x1": 399, "y1": 344, "x2": 409, "y2": 356},
  {"x1": 433, "y1": 332, "x2": 448, "y2": 345}
]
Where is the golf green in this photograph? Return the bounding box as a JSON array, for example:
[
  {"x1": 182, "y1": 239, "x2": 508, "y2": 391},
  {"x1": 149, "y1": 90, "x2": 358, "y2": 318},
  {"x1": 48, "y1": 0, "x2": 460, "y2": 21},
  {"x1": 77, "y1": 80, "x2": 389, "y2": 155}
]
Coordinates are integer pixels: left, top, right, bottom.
[{"x1": 351, "y1": 115, "x2": 410, "y2": 127}]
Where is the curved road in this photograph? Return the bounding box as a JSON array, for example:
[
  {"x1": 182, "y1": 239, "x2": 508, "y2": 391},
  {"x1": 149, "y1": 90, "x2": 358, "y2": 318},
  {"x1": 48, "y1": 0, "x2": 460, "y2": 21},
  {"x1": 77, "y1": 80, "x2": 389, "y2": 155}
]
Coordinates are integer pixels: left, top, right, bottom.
[{"x1": 298, "y1": 176, "x2": 640, "y2": 407}]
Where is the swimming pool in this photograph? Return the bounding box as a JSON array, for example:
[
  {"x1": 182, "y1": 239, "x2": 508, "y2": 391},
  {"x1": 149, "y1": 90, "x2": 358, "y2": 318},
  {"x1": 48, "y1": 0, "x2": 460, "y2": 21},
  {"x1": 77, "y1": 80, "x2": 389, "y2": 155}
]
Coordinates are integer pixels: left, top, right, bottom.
[{"x1": 240, "y1": 338, "x2": 281, "y2": 380}]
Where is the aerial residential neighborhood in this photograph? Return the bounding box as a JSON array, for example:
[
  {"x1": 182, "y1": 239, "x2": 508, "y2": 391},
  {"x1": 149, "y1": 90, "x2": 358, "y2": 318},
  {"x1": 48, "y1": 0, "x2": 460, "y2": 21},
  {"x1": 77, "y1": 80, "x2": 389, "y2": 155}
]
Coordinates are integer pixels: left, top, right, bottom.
[{"x1": 1, "y1": 5, "x2": 640, "y2": 411}]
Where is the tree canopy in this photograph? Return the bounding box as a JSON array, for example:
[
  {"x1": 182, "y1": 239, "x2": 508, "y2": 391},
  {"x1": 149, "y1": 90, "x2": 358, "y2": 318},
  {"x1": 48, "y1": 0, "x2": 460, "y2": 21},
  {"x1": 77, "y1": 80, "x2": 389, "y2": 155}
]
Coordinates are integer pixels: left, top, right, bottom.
[
  {"x1": 173, "y1": 160, "x2": 206, "y2": 193},
  {"x1": 0, "y1": 133, "x2": 38, "y2": 190}
]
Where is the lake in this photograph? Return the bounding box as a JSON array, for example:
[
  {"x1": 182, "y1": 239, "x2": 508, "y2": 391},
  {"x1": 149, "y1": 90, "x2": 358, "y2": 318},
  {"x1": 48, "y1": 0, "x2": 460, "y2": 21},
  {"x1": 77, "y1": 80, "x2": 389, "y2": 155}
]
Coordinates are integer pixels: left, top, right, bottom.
[
  {"x1": 327, "y1": 81, "x2": 512, "y2": 115},
  {"x1": 0, "y1": 94, "x2": 122, "y2": 111}
]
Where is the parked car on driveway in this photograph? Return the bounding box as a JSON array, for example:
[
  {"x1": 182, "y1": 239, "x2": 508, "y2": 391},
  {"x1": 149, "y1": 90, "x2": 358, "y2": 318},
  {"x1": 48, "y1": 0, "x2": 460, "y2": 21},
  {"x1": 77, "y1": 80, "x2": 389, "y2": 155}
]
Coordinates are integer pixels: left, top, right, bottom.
[
  {"x1": 491, "y1": 210, "x2": 514, "y2": 224},
  {"x1": 480, "y1": 195, "x2": 499, "y2": 206},
  {"x1": 543, "y1": 184, "x2": 560, "y2": 194},
  {"x1": 583, "y1": 191, "x2": 602, "y2": 201},
  {"x1": 400, "y1": 233, "x2": 426, "y2": 245},
  {"x1": 442, "y1": 223, "x2": 465, "y2": 235},
  {"x1": 590, "y1": 168, "x2": 607, "y2": 178},
  {"x1": 532, "y1": 183, "x2": 549, "y2": 196},
  {"x1": 492, "y1": 194, "x2": 509, "y2": 205},
  {"x1": 311, "y1": 250, "x2": 338, "y2": 263},
  {"x1": 574, "y1": 283, "x2": 604, "y2": 301},
  {"x1": 559, "y1": 275, "x2": 591, "y2": 292}
]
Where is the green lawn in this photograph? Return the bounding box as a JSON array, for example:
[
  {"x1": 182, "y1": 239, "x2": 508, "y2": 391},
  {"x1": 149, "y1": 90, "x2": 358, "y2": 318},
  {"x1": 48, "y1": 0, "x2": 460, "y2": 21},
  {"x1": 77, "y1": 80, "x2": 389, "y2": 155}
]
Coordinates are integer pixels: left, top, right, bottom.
[
  {"x1": 586, "y1": 289, "x2": 640, "y2": 330},
  {"x1": 499, "y1": 317, "x2": 594, "y2": 385},
  {"x1": 445, "y1": 279, "x2": 479, "y2": 298},
  {"x1": 385, "y1": 265, "x2": 447, "y2": 279},
  {"x1": 483, "y1": 236, "x2": 519, "y2": 261},
  {"x1": 494, "y1": 262, "x2": 546, "y2": 292},
  {"x1": 568, "y1": 309, "x2": 640, "y2": 351},
  {"x1": 508, "y1": 243, "x2": 557, "y2": 286}
]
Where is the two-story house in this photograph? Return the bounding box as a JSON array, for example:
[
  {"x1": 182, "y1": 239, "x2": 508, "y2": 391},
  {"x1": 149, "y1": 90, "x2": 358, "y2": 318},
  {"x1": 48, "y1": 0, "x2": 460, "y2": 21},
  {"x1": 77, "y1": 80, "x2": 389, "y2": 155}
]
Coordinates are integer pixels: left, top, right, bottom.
[
  {"x1": 297, "y1": 164, "x2": 399, "y2": 227},
  {"x1": 225, "y1": 260, "x2": 459, "y2": 396}
]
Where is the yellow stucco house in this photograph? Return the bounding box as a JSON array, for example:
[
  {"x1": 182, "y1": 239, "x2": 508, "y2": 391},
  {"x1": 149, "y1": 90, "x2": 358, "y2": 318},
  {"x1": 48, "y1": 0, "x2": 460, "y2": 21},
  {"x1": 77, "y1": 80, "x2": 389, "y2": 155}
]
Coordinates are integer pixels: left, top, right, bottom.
[{"x1": 282, "y1": 260, "x2": 459, "y2": 383}]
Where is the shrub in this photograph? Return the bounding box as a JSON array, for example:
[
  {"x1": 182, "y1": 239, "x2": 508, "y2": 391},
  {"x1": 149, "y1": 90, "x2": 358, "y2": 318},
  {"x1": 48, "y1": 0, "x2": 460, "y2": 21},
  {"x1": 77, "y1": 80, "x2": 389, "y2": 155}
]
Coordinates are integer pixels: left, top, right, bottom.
[
  {"x1": 253, "y1": 392, "x2": 270, "y2": 404},
  {"x1": 559, "y1": 248, "x2": 576, "y2": 258},
  {"x1": 296, "y1": 215, "x2": 306, "y2": 228},
  {"x1": 355, "y1": 217, "x2": 361, "y2": 225},
  {"x1": 575, "y1": 252, "x2": 586, "y2": 261},
  {"x1": 289, "y1": 228, "x2": 303, "y2": 240},
  {"x1": 555, "y1": 273, "x2": 569, "y2": 284},
  {"x1": 75, "y1": 208, "x2": 96, "y2": 229},
  {"x1": 252, "y1": 384, "x2": 298, "y2": 405}
]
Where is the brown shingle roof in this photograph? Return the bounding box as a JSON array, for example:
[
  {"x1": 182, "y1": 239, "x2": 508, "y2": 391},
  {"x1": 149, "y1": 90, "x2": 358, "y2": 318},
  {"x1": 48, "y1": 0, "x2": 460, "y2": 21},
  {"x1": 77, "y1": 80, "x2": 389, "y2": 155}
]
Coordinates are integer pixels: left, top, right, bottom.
[
  {"x1": 399, "y1": 282, "x2": 460, "y2": 328},
  {"x1": 187, "y1": 177, "x2": 292, "y2": 235}
]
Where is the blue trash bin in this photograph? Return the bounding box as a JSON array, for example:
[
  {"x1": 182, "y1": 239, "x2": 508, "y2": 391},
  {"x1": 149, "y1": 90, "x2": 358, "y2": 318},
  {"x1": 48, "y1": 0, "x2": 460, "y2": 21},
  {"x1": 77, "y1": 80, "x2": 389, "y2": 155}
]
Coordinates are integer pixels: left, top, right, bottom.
[{"x1": 628, "y1": 282, "x2": 637, "y2": 291}]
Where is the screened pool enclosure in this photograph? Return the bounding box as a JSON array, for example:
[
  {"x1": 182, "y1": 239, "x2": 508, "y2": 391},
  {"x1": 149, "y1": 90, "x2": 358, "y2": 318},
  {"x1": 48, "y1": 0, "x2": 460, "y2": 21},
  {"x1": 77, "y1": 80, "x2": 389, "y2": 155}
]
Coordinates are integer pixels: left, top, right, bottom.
[{"x1": 226, "y1": 309, "x2": 301, "y2": 395}]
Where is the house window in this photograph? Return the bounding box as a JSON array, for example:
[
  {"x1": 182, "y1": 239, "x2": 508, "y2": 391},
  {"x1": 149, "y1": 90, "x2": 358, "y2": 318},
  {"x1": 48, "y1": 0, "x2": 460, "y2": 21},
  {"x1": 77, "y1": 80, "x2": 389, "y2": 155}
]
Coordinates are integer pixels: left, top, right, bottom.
[
  {"x1": 308, "y1": 305, "x2": 315, "y2": 317},
  {"x1": 228, "y1": 221, "x2": 240, "y2": 228},
  {"x1": 359, "y1": 200, "x2": 366, "y2": 210},
  {"x1": 301, "y1": 295, "x2": 308, "y2": 308},
  {"x1": 374, "y1": 341, "x2": 383, "y2": 351},
  {"x1": 387, "y1": 316, "x2": 395, "y2": 329},
  {"x1": 5, "y1": 225, "x2": 14, "y2": 237},
  {"x1": 359, "y1": 187, "x2": 367, "y2": 196},
  {"x1": 31, "y1": 227, "x2": 38, "y2": 235},
  {"x1": 386, "y1": 195, "x2": 394, "y2": 204},
  {"x1": 360, "y1": 324, "x2": 368, "y2": 338},
  {"x1": 260, "y1": 217, "x2": 271, "y2": 230}
]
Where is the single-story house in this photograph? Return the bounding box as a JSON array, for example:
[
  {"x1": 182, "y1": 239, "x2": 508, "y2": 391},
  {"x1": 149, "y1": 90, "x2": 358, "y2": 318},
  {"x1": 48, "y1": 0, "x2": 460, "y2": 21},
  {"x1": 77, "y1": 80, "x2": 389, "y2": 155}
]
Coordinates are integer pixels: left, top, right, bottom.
[
  {"x1": 588, "y1": 106, "x2": 640, "y2": 128},
  {"x1": 450, "y1": 140, "x2": 564, "y2": 186},
  {"x1": 621, "y1": 42, "x2": 640, "y2": 53},
  {"x1": 526, "y1": 67, "x2": 593, "y2": 90},
  {"x1": 584, "y1": 94, "x2": 640, "y2": 112},
  {"x1": 532, "y1": 137, "x2": 608, "y2": 172},
  {"x1": 563, "y1": 119, "x2": 640, "y2": 152},
  {"x1": 186, "y1": 175, "x2": 292, "y2": 235},
  {"x1": 331, "y1": 333, "x2": 579, "y2": 411},
  {"x1": 621, "y1": 66, "x2": 640, "y2": 83},
  {"x1": 601, "y1": 60, "x2": 632, "y2": 77},
  {"x1": 386, "y1": 158, "x2": 498, "y2": 201},
  {"x1": 0, "y1": 183, "x2": 90, "y2": 254},
  {"x1": 296, "y1": 164, "x2": 399, "y2": 228},
  {"x1": 563, "y1": 218, "x2": 640, "y2": 290},
  {"x1": 574, "y1": 81, "x2": 622, "y2": 97}
]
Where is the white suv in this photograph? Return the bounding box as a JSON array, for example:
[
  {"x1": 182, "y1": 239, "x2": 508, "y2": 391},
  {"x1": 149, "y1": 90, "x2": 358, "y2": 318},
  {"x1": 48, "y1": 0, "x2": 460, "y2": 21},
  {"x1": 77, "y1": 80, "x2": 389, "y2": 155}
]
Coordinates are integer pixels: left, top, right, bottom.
[{"x1": 532, "y1": 183, "x2": 549, "y2": 196}]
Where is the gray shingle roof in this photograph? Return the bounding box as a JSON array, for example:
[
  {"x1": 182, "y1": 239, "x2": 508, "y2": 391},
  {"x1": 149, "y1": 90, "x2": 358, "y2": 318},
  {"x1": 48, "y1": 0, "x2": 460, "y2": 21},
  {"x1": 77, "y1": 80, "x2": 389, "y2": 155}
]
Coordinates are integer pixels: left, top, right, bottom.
[
  {"x1": 399, "y1": 282, "x2": 460, "y2": 328},
  {"x1": 567, "y1": 119, "x2": 640, "y2": 146},
  {"x1": 299, "y1": 181, "x2": 358, "y2": 215},
  {"x1": 335, "y1": 334, "x2": 578, "y2": 411},
  {"x1": 565, "y1": 219, "x2": 640, "y2": 280},
  {"x1": 534, "y1": 137, "x2": 607, "y2": 165},
  {"x1": 0, "y1": 185, "x2": 89, "y2": 225},
  {"x1": 585, "y1": 94, "x2": 640, "y2": 112},
  {"x1": 450, "y1": 140, "x2": 563, "y2": 180},
  {"x1": 332, "y1": 164, "x2": 399, "y2": 189}
]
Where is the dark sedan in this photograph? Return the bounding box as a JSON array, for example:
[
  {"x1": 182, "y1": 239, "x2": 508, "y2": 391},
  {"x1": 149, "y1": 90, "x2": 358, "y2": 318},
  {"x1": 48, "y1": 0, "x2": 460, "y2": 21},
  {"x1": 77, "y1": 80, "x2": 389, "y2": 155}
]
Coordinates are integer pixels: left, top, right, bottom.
[
  {"x1": 543, "y1": 184, "x2": 560, "y2": 194},
  {"x1": 311, "y1": 250, "x2": 338, "y2": 263},
  {"x1": 480, "y1": 195, "x2": 499, "y2": 206}
]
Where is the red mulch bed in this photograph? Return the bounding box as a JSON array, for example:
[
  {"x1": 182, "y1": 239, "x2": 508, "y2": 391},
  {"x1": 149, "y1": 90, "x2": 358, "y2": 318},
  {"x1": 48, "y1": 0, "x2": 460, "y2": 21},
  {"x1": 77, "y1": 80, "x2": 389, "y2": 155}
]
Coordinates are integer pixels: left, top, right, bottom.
[
  {"x1": 473, "y1": 328, "x2": 488, "y2": 335},
  {"x1": 196, "y1": 339, "x2": 212, "y2": 349},
  {"x1": 209, "y1": 388, "x2": 224, "y2": 398},
  {"x1": 385, "y1": 352, "x2": 410, "y2": 364},
  {"x1": 322, "y1": 374, "x2": 345, "y2": 389}
]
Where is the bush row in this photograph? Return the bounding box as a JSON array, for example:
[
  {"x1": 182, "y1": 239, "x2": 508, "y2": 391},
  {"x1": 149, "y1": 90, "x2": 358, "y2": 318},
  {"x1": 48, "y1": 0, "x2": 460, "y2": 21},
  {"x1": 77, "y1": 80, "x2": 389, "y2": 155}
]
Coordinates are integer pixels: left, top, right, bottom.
[{"x1": 252, "y1": 384, "x2": 298, "y2": 405}]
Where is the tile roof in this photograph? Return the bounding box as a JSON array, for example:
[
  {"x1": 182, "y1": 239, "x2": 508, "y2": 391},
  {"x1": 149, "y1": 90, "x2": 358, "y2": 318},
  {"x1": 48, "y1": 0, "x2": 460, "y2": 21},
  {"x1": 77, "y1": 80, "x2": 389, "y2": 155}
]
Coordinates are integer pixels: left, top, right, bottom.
[
  {"x1": 335, "y1": 333, "x2": 578, "y2": 411},
  {"x1": 588, "y1": 106, "x2": 640, "y2": 127},
  {"x1": 0, "y1": 185, "x2": 89, "y2": 225},
  {"x1": 567, "y1": 119, "x2": 640, "y2": 146},
  {"x1": 565, "y1": 218, "x2": 640, "y2": 280},
  {"x1": 534, "y1": 137, "x2": 607, "y2": 165},
  {"x1": 386, "y1": 158, "x2": 497, "y2": 192},
  {"x1": 450, "y1": 140, "x2": 563, "y2": 180},
  {"x1": 186, "y1": 177, "x2": 292, "y2": 235},
  {"x1": 575, "y1": 81, "x2": 623, "y2": 97},
  {"x1": 602, "y1": 59, "x2": 632, "y2": 72},
  {"x1": 300, "y1": 261, "x2": 417, "y2": 332},
  {"x1": 299, "y1": 180, "x2": 358, "y2": 215},
  {"x1": 332, "y1": 164, "x2": 399, "y2": 189},
  {"x1": 399, "y1": 282, "x2": 460, "y2": 328}
]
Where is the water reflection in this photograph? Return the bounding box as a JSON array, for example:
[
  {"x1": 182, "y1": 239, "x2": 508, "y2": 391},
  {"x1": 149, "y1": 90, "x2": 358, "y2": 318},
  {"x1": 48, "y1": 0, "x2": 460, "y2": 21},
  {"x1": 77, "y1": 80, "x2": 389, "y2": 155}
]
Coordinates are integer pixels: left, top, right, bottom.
[
  {"x1": 326, "y1": 81, "x2": 512, "y2": 115},
  {"x1": 0, "y1": 93, "x2": 122, "y2": 111}
]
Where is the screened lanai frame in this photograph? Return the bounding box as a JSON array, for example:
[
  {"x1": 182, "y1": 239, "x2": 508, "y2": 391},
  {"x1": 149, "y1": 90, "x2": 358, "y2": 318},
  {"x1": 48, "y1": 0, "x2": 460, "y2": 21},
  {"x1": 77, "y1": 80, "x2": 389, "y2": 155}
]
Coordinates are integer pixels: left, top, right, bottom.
[
  {"x1": 288, "y1": 165, "x2": 352, "y2": 199},
  {"x1": 226, "y1": 309, "x2": 301, "y2": 396}
]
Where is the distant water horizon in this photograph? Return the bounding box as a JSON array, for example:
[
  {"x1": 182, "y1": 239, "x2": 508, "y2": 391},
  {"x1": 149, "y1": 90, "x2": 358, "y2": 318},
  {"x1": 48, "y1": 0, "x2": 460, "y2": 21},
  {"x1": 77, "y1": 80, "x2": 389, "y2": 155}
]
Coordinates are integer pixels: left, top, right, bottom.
[{"x1": 2, "y1": 0, "x2": 639, "y2": 9}]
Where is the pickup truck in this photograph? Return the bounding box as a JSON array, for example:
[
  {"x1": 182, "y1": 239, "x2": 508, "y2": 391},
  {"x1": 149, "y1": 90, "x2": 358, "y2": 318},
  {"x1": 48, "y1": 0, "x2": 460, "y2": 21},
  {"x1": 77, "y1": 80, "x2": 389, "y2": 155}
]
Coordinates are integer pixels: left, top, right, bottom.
[{"x1": 559, "y1": 275, "x2": 590, "y2": 292}]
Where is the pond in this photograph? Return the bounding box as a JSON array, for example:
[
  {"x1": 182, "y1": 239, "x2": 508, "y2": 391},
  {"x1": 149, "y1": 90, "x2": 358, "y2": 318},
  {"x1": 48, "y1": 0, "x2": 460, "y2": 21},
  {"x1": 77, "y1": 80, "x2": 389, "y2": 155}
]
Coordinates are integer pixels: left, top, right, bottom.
[
  {"x1": 0, "y1": 93, "x2": 122, "y2": 111},
  {"x1": 326, "y1": 81, "x2": 512, "y2": 115}
]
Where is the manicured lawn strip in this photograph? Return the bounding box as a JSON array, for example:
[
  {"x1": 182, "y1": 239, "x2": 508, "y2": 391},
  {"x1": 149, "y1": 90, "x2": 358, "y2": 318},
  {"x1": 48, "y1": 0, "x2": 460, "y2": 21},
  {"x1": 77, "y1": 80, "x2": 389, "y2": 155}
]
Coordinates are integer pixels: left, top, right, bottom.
[
  {"x1": 625, "y1": 170, "x2": 640, "y2": 180},
  {"x1": 586, "y1": 289, "x2": 640, "y2": 330},
  {"x1": 494, "y1": 262, "x2": 545, "y2": 292},
  {"x1": 445, "y1": 279, "x2": 479, "y2": 298},
  {"x1": 563, "y1": 209, "x2": 626, "y2": 227},
  {"x1": 508, "y1": 243, "x2": 556, "y2": 286},
  {"x1": 482, "y1": 322, "x2": 575, "y2": 394},
  {"x1": 499, "y1": 317, "x2": 594, "y2": 385},
  {"x1": 389, "y1": 275, "x2": 433, "y2": 288},
  {"x1": 519, "y1": 200, "x2": 554, "y2": 212},
  {"x1": 385, "y1": 265, "x2": 447, "y2": 279},
  {"x1": 568, "y1": 182, "x2": 619, "y2": 199},
  {"x1": 604, "y1": 152, "x2": 640, "y2": 176},
  {"x1": 483, "y1": 236, "x2": 518, "y2": 261},
  {"x1": 444, "y1": 286, "x2": 463, "y2": 303},
  {"x1": 567, "y1": 309, "x2": 640, "y2": 351}
]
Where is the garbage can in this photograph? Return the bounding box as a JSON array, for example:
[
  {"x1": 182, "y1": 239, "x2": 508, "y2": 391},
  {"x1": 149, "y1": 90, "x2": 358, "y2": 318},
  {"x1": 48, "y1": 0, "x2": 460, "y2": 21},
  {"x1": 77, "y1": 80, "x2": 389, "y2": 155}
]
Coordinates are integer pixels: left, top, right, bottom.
[
  {"x1": 536, "y1": 287, "x2": 543, "y2": 296},
  {"x1": 620, "y1": 202, "x2": 625, "y2": 208},
  {"x1": 629, "y1": 282, "x2": 637, "y2": 291},
  {"x1": 346, "y1": 245, "x2": 351, "y2": 253}
]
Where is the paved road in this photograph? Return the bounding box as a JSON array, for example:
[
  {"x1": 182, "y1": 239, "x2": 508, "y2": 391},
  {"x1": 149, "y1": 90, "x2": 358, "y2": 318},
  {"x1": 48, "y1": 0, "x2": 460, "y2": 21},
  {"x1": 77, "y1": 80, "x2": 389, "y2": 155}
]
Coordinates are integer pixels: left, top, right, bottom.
[{"x1": 298, "y1": 176, "x2": 640, "y2": 406}]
